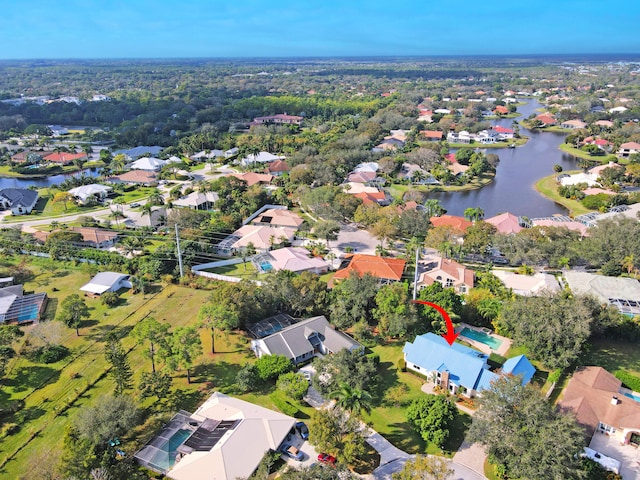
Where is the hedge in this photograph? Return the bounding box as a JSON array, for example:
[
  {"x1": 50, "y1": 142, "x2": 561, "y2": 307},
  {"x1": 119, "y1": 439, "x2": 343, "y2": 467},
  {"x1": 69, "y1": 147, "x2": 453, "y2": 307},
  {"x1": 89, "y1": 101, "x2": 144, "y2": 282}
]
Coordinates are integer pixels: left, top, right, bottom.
[
  {"x1": 269, "y1": 391, "x2": 300, "y2": 417},
  {"x1": 614, "y1": 370, "x2": 640, "y2": 393}
]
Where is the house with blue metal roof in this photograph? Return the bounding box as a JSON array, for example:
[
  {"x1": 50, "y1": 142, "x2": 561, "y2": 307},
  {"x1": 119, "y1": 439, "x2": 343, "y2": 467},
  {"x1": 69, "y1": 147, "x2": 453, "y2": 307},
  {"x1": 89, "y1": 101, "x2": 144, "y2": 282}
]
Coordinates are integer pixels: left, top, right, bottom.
[{"x1": 403, "y1": 332, "x2": 535, "y2": 397}]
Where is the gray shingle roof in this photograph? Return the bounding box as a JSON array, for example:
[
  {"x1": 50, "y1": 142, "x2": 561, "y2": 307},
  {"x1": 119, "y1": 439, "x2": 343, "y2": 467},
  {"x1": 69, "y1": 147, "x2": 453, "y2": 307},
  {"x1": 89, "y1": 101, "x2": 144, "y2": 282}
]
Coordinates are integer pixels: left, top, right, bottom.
[{"x1": 0, "y1": 188, "x2": 38, "y2": 208}]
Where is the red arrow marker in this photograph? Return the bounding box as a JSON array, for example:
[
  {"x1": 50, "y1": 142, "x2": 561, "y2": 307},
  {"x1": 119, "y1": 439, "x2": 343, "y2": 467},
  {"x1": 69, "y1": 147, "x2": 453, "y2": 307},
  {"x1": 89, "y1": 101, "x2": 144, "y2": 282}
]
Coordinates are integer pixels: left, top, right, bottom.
[{"x1": 412, "y1": 300, "x2": 459, "y2": 346}]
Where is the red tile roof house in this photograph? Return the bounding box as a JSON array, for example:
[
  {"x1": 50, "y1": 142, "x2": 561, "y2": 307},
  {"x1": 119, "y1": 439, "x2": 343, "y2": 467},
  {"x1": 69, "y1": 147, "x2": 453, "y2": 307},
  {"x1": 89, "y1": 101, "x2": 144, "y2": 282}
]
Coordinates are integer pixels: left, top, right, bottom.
[
  {"x1": 417, "y1": 254, "x2": 474, "y2": 294},
  {"x1": 34, "y1": 227, "x2": 119, "y2": 249},
  {"x1": 493, "y1": 105, "x2": 509, "y2": 115},
  {"x1": 329, "y1": 254, "x2": 406, "y2": 287},
  {"x1": 264, "y1": 160, "x2": 290, "y2": 176},
  {"x1": 43, "y1": 152, "x2": 88, "y2": 165},
  {"x1": 353, "y1": 191, "x2": 390, "y2": 206},
  {"x1": 536, "y1": 114, "x2": 557, "y2": 126},
  {"x1": 492, "y1": 125, "x2": 514, "y2": 139},
  {"x1": 421, "y1": 130, "x2": 444, "y2": 141},
  {"x1": 485, "y1": 212, "x2": 524, "y2": 234},
  {"x1": 429, "y1": 215, "x2": 472, "y2": 233},
  {"x1": 230, "y1": 172, "x2": 274, "y2": 187},
  {"x1": 618, "y1": 142, "x2": 640, "y2": 158}
]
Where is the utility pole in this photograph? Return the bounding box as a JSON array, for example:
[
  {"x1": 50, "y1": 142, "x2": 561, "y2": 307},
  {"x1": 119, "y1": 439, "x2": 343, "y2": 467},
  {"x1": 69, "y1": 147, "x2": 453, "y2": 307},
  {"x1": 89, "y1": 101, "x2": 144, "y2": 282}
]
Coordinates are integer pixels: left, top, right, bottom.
[
  {"x1": 175, "y1": 224, "x2": 184, "y2": 278},
  {"x1": 413, "y1": 247, "x2": 420, "y2": 301}
]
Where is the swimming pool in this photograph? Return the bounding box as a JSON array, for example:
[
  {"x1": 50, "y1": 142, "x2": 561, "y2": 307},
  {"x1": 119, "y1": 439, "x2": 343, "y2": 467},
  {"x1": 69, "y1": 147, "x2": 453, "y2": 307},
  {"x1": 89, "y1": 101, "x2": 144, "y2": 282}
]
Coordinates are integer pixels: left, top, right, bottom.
[
  {"x1": 460, "y1": 327, "x2": 503, "y2": 350},
  {"x1": 624, "y1": 392, "x2": 640, "y2": 403},
  {"x1": 149, "y1": 428, "x2": 193, "y2": 471}
]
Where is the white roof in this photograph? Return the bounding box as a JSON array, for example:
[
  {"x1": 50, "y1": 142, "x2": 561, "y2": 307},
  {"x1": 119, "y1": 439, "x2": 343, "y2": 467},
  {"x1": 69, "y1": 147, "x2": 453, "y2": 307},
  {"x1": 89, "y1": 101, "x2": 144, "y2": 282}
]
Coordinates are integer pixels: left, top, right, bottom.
[
  {"x1": 168, "y1": 392, "x2": 295, "y2": 480},
  {"x1": 564, "y1": 271, "x2": 640, "y2": 304},
  {"x1": 353, "y1": 162, "x2": 379, "y2": 173},
  {"x1": 172, "y1": 191, "x2": 219, "y2": 208},
  {"x1": 80, "y1": 272, "x2": 129, "y2": 295},
  {"x1": 492, "y1": 270, "x2": 561, "y2": 296},
  {"x1": 130, "y1": 157, "x2": 167, "y2": 171},
  {"x1": 68, "y1": 184, "x2": 112, "y2": 201},
  {"x1": 559, "y1": 172, "x2": 599, "y2": 187},
  {"x1": 240, "y1": 152, "x2": 284, "y2": 165},
  {"x1": 230, "y1": 225, "x2": 297, "y2": 250}
]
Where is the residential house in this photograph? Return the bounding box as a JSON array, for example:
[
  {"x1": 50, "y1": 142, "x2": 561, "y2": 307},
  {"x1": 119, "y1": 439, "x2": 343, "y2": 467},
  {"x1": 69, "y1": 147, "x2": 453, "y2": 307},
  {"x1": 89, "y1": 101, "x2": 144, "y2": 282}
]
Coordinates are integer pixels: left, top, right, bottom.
[
  {"x1": 251, "y1": 208, "x2": 304, "y2": 228},
  {"x1": 353, "y1": 162, "x2": 379, "y2": 173},
  {"x1": 485, "y1": 212, "x2": 524, "y2": 234},
  {"x1": 80, "y1": 272, "x2": 132, "y2": 296},
  {"x1": 403, "y1": 333, "x2": 535, "y2": 397},
  {"x1": 265, "y1": 160, "x2": 290, "y2": 176},
  {"x1": 558, "y1": 172, "x2": 600, "y2": 187},
  {"x1": 476, "y1": 130, "x2": 500, "y2": 144},
  {"x1": 421, "y1": 130, "x2": 443, "y2": 141},
  {"x1": 251, "y1": 114, "x2": 303, "y2": 126},
  {"x1": 68, "y1": 184, "x2": 112, "y2": 204},
  {"x1": 239, "y1": 151, "x2": 285, "y2": 167},
  {"x1": 429, "y1": 215, "x2": 472, "y2": 233},
  {"x1": 531, "y1": 219, "x2": 590, "y2": 237},
  {"x1": 191, "y1": 150, "x2": 225, "y2": 161},
  {"x1": 589, "y1": 161, "x2": 623, "y2": 178},
  {"x1": 595, "y1": 120, "x2": 614, "y2": 128},
  {"x1": 493, "y1": 105, "x2": 509, "y2": 115},
  {"x1": 217, "y1": 225, "x2": 297, "y2": 255},
  {"x1": 618, "y1": 142, "x2": 640, "y2": 158},
  {"x1": 330, "y1": 254, "x2": 406, "y2": 286},
  {"x1": 259, "y1": 247, "x2": 330, "y2": 274},
  {"x1": 609, "y1": 106, "x2": 628, "y2": 114},
  {"x1": 0, "y1": 284, "x2": 47, "y2": 325},
  {"x1": 353, "y1": 191, "x2": 390, "y2": 206},
  {"x1": 559, "y1": 366, "x2": 640, "y2": 445},
  {"x1": 492, "y1": 270, "x2": 561, "y2": 296},
  {"x1": 564, "y1": 271, "x2": 640, "y2": 316},
  {"x1": 130, "y1": 157, "x2": 167, "y2": 171},
  {"x1": 0, "y1": 188, "x2": 38, "y2": 215},
  {"x1": 347, "y1": 170, "x2": 377, "y2": 184},
  {"x1": 112, "y1": 146, "x2": 163, "y2": 160},
  {"x1": 43, "y1": 152, "x2": 88, "y2": 165},
  {"x1": 398, "y1": 163, "x2": 439, "y2": 185},
  {"x1": 251, "y1": 316, "x2": 361, "y2": 365},
  {"x1": 492, "y1": 125, "x2": 514, "y2": 139},
  {"x1": 34, "y1": 227, "x2": 119, "y2": 249},
  {"x1": 230, "y1": 172, "x2": 273, "y2": 187},
  {"x1": 172, "y1": 191, "x2": 219, "y2": 210},
  {"x1": 48, "y1": 125, "x2": 69, "y2": 136},
  {"x1": 561, "y1": 119, "x2": 588, "y2": 129},
  {"x1": 417, "y1": 254, "x2": 474, "y2": 294},
  {"x1": 11, "y1": 151, "x2": 41, "y2": 164},
  {"x1": 536, "y1": 114, "x2": 557, "y2": 126},
  {"x1": 583, "y1": 137, "x2": 613, "y2": 152},
  {"x1": 447, "y1": 131, "x2": 473, "y2": 144},
  {"x1": 107, "y1": 170, "x2": 158, "y2": 186},
  {"x1": 135, "y1": 392, "x2": 297, "y2": 480}
]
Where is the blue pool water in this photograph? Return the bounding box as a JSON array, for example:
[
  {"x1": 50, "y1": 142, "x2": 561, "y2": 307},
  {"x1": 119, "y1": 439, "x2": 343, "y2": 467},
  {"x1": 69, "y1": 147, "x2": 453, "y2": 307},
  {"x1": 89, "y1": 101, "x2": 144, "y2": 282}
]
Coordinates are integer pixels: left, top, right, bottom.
[
  {"x1": 624, "y1": 392, "x2": 640, "y2": 402},
  {"x1": 150, "y1": 428, "x2": 193, "y2": 471},
  {"x1": 259, "y1": 262, "x2": 273, "y2": 272},
  {"x1": 17, "y1": 305, "x2": 40, "y2": 322},
  {"x1": 460, "y1": 327, "x2": 503, "y2": 350}
]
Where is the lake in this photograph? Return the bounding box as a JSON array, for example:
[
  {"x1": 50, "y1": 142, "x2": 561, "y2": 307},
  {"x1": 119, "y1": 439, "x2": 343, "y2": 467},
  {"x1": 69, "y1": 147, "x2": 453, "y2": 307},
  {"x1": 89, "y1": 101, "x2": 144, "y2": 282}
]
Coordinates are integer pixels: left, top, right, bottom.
[
  {"x1": 0, "y1": 168, "x2": 101, "y2": 190},
  {"x1": 426, "y1": 99, "x2": 578, "y2": 218}
]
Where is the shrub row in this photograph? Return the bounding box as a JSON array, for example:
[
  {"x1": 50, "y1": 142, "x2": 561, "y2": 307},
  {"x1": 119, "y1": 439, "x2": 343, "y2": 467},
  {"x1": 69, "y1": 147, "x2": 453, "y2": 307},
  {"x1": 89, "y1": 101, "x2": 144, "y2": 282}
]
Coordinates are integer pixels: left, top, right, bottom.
[
  {"x1": 269, "y1": 391, "x2": 300, "y2": 417},
  {"x1": 614, "y1": 370, "x2": 640, "y2": 393}
]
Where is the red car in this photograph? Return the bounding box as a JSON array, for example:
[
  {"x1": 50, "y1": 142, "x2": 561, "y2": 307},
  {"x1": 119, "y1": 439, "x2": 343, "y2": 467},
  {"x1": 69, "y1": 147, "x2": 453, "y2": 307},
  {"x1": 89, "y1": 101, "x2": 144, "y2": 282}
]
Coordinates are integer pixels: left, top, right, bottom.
[{"x1": 317, "y1": 453, "x2": 337, "y2": 465}]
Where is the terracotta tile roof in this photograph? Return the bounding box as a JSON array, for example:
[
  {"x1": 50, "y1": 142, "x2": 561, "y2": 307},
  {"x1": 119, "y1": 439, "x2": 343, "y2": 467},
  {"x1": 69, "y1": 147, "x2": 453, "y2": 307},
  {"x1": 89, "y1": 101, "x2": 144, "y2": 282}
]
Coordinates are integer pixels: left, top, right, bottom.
[
  {"x1": 429, "y1": 215, "x2": 472, "y2": 232},
  {"x1": 265, "y1": 160, "x2": 290, "y2": 174},
  {"x1": 43, "y1": 152, "x2": 88, "y2": 164},
  {"x1": 331, "y1": 254, "x2": 406, "y2": 284},
  {"x1": 493, "y1": 105, "x2": 509, "y2": 114},
  {"x1": 347, "y1": 171, "x2": 377, "y2": 183},
  {"x1": 620, "y1": 142, "x2": 640, "y2": 150},
  {"x1": 353, "y1": 192, "x2": 386, "y2": 205},
  {"x1": 70, "y1": 227, "x2": 119, "y2": 244},
  {"x1": 536, "y1": 114, "x2": 556, "y2": 125},
  {"x1": 421, "y1": 130, "x2": 443, "y2": 139},
  {"x1": 251, "y1": 208, "x2": 303, "y2": 228},
  {"x1": 485, "y1": 212, "x2": 523, "y2": 234},
  {"x1": 231, "y1": 172, "x2": 274, "y2": 186},
  {"x1": 493, "y1": 125, "x2": 514, "y2": 134},
  {"x1": 559, "y1": 366, "x2": 640, "y2": 436},
  {"x1": 418, "y1": 255, "x2": 474, "y2": 290}
]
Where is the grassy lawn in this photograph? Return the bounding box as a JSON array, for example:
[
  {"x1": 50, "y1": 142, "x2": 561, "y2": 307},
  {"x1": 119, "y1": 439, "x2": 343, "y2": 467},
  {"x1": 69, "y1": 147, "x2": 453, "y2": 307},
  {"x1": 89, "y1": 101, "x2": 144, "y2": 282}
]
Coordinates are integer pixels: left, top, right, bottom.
[
  {"x1": 388, "y1": 173, "x2": 495, "y2": 200},
  {"x1": 0, "y1": 257, "x2": 223, "y2": 477},
  {"x1": 578, "y1": 339, "x2": 640, "y2": 377},
  {"x1": 534, "y1": 172, "x2": 592, "y2": 217},
  {"x1": 363, "y1": 341, "x2": 471, "y2": 457},
  {"x1": 205, "y1": 261, "x2": 268, "y2": 279},
  {"x1": 558, "y1": 144, "x2": 618, "y2": 163}
]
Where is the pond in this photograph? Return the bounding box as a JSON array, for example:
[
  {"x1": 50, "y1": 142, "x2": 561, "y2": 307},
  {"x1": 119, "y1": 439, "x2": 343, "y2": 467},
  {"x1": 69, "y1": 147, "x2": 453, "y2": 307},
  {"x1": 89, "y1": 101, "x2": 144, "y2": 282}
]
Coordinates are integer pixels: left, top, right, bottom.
[
  {"x1": 0, "y1": 168, "x2": 101, "y2": 190},
  {"x1": 426, "y1": 99, "x2": 579, "y2": 218}
]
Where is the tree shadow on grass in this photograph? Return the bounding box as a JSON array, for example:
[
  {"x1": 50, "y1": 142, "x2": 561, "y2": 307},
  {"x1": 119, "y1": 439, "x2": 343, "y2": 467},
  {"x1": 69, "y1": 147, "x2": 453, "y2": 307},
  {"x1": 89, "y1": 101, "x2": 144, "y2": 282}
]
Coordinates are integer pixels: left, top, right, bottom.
[
  {"x1": 87, "y1": 324, "x2": 133, "y2": 343},
  {"x1": 443, "y1": 411, "x2": 472, "y2": 454},
  {"x1": 3, "y1": 365, "x2": 60, "y2": 393},
  {"x1": 372, "y1": 361, "x2": 401, "y2": 406},
  {"x1": 382, "y1": 421, "x2": 426, "y2": 453},
  {"x1": 17, "y1": 405, "x2": 46, "y2": 423},
  {"x1": 191, "y1": 361, "x2": 243, "y2": 391}
]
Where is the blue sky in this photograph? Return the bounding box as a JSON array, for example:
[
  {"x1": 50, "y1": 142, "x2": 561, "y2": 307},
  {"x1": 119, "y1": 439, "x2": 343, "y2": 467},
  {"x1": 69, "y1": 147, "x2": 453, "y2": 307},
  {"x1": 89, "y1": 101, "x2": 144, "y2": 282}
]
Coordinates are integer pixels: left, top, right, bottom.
[{"x1": 1, "y1": 0, "x2": 638, "y2": 59}]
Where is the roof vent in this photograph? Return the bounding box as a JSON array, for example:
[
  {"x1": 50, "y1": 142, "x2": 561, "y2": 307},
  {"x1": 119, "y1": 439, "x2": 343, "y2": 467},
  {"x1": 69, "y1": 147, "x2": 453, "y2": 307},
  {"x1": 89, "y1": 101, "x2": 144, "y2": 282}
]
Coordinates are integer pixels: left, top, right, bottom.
[{"x1": 611, "y1": 396, "x2": 621, "y2": 406}]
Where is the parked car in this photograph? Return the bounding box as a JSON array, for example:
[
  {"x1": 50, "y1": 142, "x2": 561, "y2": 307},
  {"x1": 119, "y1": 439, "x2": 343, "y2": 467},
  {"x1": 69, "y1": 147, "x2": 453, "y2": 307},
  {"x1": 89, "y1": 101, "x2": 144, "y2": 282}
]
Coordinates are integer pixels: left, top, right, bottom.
[
  {"x1": 317, "y1": 453, "x2": 336, "y2": 465},
  {"x1": 296, "y1": 421, "x2": 309, "y2": 440},
  {"x1": 301, "y1": 370, "x2": 312, "y2": 383},
  {"x1": 282, "y1": 445, "x2": 304, "y2": 461},
  {"x1": 129, "y1": 202, "x2": 141, "y2": 208}
]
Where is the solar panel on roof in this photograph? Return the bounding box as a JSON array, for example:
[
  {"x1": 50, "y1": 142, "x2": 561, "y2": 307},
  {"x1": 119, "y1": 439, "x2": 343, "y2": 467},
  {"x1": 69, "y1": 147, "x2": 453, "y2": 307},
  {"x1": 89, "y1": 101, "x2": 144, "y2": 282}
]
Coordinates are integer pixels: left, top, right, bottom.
[{"x1": 182, "y1": 419, "x2": 240, "y2": 452}]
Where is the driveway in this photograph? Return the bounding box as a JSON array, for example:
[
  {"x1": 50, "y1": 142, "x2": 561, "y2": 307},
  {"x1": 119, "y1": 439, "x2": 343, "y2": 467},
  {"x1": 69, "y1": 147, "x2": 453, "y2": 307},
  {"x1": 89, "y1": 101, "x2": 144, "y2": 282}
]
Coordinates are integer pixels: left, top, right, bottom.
[{"x1": 589, "y1": 432, "x2": 640, "y2": 479}]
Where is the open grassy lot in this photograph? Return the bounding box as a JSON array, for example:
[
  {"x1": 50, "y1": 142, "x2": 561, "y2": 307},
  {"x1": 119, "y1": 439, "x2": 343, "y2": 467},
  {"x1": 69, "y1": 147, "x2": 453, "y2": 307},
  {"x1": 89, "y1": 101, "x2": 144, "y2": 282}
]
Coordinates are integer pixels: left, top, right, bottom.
[
  {"x1": 363, "y1": 341, "x2": 471, "y2": 457},
  {"x1": 534, "y1": 172, "x2": 592, "y2": 217}
]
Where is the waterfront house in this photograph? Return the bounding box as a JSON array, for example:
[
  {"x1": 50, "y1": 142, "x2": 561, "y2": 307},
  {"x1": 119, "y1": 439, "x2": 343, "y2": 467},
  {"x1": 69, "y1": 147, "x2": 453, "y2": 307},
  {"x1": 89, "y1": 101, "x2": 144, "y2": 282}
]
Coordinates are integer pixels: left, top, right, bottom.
[
  {"x1": 68, "y1": 184, "x2": 112, "y2": 204},
  {"x1": 618, "y1": 142, "x2": 640, "y2": 158},
  {"x1": 107, "y1": 170, "x2": 158, "y2": 186},
  {"x1": 485, "y1": 212, "x2": 524, "y2": 234},
  {"x1": 561, "y1": 119, "x2": 588, "y2": 129},
  {"x1": 43, "y1": 152, "x2": 87, "y2": 165}
]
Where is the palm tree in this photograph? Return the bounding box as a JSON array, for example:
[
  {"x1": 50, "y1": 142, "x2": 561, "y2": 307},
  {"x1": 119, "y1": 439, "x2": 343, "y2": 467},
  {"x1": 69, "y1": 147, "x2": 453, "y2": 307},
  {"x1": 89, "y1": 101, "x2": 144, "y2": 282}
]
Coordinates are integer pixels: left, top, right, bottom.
[
  {"x1": 110, "y1": 154, "x2": 126, "y2": 173},
  {"x1": 148, "y1": 188, "x2": 164, "y2": 206},
  {"x1": 331, "y1": 383, "x2": 372, "y2": 416},
  {"x1": 463, "y1": 207, "x2": 485, "y2": 222}
]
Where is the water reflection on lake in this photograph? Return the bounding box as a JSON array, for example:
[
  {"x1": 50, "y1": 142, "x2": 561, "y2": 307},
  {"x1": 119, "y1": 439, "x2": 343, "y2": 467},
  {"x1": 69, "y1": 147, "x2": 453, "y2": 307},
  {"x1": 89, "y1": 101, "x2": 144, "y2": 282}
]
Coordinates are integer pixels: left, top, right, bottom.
[{"x1": 427, "y1": 99, "x2": 578, "y2": 217}]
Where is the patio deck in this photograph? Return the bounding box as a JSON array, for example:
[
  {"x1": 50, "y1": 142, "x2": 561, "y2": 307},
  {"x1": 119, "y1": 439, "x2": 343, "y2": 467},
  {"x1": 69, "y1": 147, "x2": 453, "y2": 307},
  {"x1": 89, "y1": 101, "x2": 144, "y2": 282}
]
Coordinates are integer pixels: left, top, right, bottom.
[
  {"x1": 589, "y1": 431, "x2": 640, "y2": 480},
  {"x1": 456, "y1": 322, "x2": 511, "y2": 356}
]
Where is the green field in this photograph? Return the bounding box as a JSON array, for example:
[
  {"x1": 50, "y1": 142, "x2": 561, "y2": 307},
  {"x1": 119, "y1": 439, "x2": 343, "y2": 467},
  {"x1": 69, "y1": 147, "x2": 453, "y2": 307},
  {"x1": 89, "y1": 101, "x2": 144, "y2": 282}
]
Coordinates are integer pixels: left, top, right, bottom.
[{"x1": 558, "y1": 143, "x2": 618, "y2": 163}]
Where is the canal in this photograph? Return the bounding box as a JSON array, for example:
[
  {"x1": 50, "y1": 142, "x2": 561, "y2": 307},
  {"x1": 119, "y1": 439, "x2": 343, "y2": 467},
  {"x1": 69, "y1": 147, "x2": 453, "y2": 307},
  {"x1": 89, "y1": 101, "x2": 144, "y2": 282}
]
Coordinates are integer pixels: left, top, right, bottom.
[
  {"x1": 0, "y1": 168, "x2": 101, "y2": 190},
  {"x1": 427, "y1": 99, "x2": 579, "y2": 218}
]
